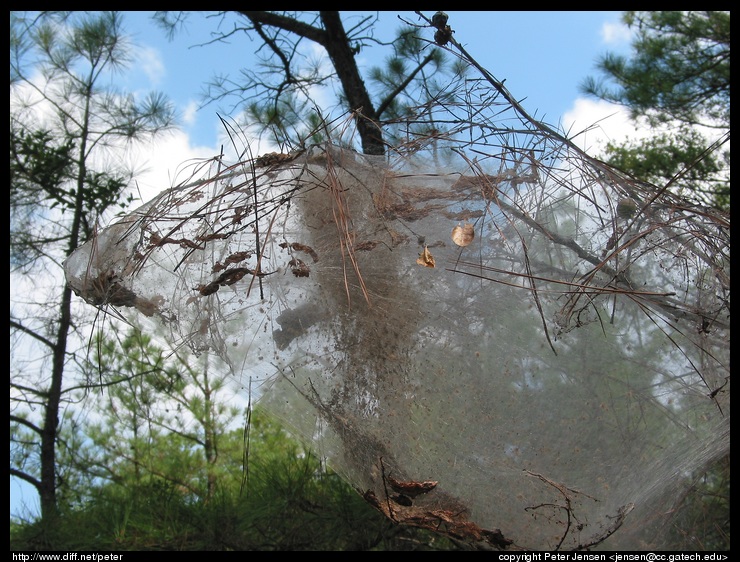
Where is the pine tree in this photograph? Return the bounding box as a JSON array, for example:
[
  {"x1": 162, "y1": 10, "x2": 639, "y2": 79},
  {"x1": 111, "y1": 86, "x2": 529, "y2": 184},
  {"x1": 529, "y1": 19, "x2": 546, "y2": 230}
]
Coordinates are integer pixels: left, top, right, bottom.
[
  {"x1": 10, "y1": 10, "x2": 176, "y2": 525},
  {"x1": 581, "y1": 11, "x2": 730, "y2": 209}
]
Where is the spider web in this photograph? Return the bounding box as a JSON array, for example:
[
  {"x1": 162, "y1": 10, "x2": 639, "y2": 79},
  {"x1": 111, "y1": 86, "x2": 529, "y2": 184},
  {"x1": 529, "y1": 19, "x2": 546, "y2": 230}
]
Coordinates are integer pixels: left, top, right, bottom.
[{"x1": 64, "y1": 61, "x2": 729, "y2": 550}]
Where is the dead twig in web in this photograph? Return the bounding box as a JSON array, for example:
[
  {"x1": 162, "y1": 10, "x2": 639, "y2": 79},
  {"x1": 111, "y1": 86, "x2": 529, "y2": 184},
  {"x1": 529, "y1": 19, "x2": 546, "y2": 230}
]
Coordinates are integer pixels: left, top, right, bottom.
[{"x1": 319, "y1": 113, "x2": 372, "y2": 308}]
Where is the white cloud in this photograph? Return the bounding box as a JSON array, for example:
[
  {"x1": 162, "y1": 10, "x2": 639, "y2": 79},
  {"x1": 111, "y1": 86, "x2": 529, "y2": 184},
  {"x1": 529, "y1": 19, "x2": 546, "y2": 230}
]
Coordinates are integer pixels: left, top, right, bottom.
[
  {"x1": 181, "y1": 100, "x2": 199, "y2": 127},
  {"x1": 126, "y1": 130, "x2": 222, "y2": 206},
  {"x1": 134, "y1": 44, "x2": 166, "y2": 87},
  {"x1": 124, "y1": 124, "x2": 282, "y2": 212},
  {"x1": 601, "y1": 20, "x2": 633, "y2": 46},
  {"x1": 10, "y1": 71, "x2": 57, "y2": 128},
  {"x1": 561, "y1": 97, "x2": 648, "y2": 157}
]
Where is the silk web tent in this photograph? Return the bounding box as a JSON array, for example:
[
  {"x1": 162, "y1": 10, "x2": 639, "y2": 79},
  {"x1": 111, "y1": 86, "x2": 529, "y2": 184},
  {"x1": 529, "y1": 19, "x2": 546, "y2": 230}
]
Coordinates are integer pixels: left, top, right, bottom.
[{"x1": 64, "y1": 15, "x2": 729, "y2": 551}]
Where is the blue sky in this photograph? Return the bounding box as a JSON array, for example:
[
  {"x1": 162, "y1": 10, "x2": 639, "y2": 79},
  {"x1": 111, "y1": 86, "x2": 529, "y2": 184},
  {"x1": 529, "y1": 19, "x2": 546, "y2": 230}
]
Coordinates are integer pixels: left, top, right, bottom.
[
  {"x1": 114, "y1": 10, "x2": 636, "y2": 203},
  {"x1": 11, "y1": 10, "x2": 636, "y2": 521},
  {"x1": 122, "y1": 11, "x2": 634, "y2": 135}
]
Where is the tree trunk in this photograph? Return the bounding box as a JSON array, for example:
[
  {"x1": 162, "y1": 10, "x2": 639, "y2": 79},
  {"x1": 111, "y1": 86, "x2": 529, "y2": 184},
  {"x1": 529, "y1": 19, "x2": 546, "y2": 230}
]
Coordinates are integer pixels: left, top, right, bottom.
[
  {"x1": 238, "y1": 11, "x2": 386, "y2": 155},
  {"x1": 319, "y1": 11, "x2": 385, "y2": 155},
  {"x1": 39, "y1": 285, "x2": 73, "y2": 521},
  {"x1": 39, "y1": 111, "x2": 91, "y2": 521}
]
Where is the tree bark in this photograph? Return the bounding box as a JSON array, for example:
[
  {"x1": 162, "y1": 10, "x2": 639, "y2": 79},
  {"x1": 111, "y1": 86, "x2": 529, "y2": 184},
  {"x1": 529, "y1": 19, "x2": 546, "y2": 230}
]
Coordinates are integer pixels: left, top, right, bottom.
[
  {"x1": 239, "y1": 11, "x2": 385, "y2": 155},
  {"x1": 319, "y1": 11, "x2": 384, "y2": 155}
]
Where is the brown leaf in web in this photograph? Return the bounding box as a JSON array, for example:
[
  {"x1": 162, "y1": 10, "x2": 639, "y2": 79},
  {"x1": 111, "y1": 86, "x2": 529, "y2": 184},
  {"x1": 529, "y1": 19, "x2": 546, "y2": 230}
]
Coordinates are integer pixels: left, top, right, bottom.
[
  {"x1": 451, "y1": 222, "x2": 475, "y2": 247},
  {"x1": 289, "y1": 258, "x2": 310, "y2": 278},
  {"x1": 387, "y1": 475, "x2": 438, "y2": 498},
  {"x1": 416, "y1": 245, "x2": 435, "y2": 268}
]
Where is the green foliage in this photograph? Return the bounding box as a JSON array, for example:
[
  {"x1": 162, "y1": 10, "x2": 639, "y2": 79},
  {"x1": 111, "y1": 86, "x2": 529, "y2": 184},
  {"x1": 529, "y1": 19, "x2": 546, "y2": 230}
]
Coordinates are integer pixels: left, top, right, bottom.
[
  {"x1": 10, "y1": 325, "x2": 457, "y2": 549},
  {"x1": 10, "y1": 11, "x2": 176, "y2": 226},
  {"x1": 669, "y1": 454, "x2": 730, "y2": 551},
  {"x1": 12, "y1": 409, "x2": 458, "y2": 551},
  {"x1": 602, "y1": 125, "x2": 730, "y2": 208},
  {"x1": 367, "y1": 26, "x2": 467, "y2": 150},
  {"x1": 57, "y1": 328, "x2": 241, "y2": 506},
  {"x1": 246, "y1": 93, "x2": 317, "y2": 151},
  {"x1": 581, "y1": 11, "x2": 730, "y2": 209},
  {"x1": 9, "y1": 128, "x2": 74, "y2": 266},
  {"x1": 582, "y1": 11, "x2": 729, "y2": 128},
  {"x1": 9, "y1": 129, "x2": 74, "y2": 202}
]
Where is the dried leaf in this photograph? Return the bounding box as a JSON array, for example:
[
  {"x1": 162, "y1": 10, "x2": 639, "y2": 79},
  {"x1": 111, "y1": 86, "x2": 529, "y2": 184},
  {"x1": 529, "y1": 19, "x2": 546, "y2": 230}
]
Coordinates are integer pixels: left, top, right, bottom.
[
  {"x1": 416, "y1": 245, "x2": 435, "y2": 268},
  {"x1": 451, "y1": 222, "x2": 475, "y2": 247},
  {"x1": 289, "y1": 258, "x2": 310, "y2": 277},
  {"x1": 387, "y1": 475, "x2": 439, "y2": 498}
]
